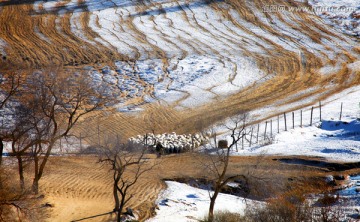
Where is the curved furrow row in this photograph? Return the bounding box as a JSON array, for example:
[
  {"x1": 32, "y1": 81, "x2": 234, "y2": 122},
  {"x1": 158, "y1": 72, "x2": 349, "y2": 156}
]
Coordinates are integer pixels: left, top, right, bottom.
[{"x1": 0, "y1": 0, "x2": 359, "y2": 136}]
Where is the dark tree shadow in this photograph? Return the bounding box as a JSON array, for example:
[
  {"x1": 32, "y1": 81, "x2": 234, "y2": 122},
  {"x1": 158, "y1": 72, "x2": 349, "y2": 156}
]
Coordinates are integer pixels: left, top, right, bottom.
[
  {"x1": 71, "y1": 211, "x2": 114, "y2": 222},
  {"x1": 27, "y1": 0, "x2": 224, "y2": 16},
  {"x1": 0, "y1": 0, "x2": 57, "y2": 7}
]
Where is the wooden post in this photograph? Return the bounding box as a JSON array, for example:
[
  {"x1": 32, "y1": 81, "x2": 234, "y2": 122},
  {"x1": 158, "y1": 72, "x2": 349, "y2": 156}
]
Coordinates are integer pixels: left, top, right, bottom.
[
  {"x1": 256, "y1": 124, "x2": 260, "y2": 144},
  {"x1": 300, "y1": 110, "x2": 303, "y2": 128},
  {"x1": 249, "y1": 127, "x2": 253, "y2": 147},
  {"x1": 191, "y1": 136, "x2": 194, "y2": 151},
  {"x1": 191, "y1": 135, "x2": 195, "y2": 150},
  {"x1": 277, "y1": 115, "x2": 280, "y2": 133},
  {"x1": 241, "y1": 132, "x2": 244, "y2": 150},
  {"x1": 292, "y1": 112, "x2": 295, "y2": 129},
  {"x1": 264, "y1": 121, "x2": 268, "y2": 140},
  {"x1": 319, "y1": 101, "x2": 322, "y2": 121},
  {"x1": 310, "y1": 107, "x2": 314, "y2": 126},
  {"x1": 270, "y1": 119, "x2": 273, "y2": 138},
  {"x1": 284, "y1": 112, "x2": 287, "y2": 131},
  {"x1": 340, "y1": 102, "x2": 343, "y2": 120},
  {"x1": 145, "y1": 133, "x2": 148, "y2": 146}
]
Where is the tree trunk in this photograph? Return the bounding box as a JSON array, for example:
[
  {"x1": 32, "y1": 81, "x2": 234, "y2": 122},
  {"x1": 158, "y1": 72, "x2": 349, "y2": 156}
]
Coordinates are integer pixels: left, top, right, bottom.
[
  {"x1": 16, "y1": 155, "x2": 25, "y2": 191},
  {"x1": 0, "y1": 138, "x2": 3, "y2": 188},
  {"x1": 32, "y1": 154, "x2": 40, "y2": 194},
  {"x1": 118, "y1": 192, "x2": 126, "y2": 222},
  {"x1": 113, "y1": 183, "x2": 120, "y2": 212},
  {"x1": 33, "y1": 141, "x2": 55, "y2": 193},
  {"x1": 0, "y1": 138, "x2": 3, "y2": 166},
  {"x1": 32, "y1": 178, "x2": 39, "y2": 194},
  {"x1": 113, "y1": 169, "x2": 121, "y2": 212},
  {"x1": 208, "y1": 189, "x2": 220, "y2": 222},
  {"x1": 117, "y1": 211, "x2": 121, "y2": 222}
]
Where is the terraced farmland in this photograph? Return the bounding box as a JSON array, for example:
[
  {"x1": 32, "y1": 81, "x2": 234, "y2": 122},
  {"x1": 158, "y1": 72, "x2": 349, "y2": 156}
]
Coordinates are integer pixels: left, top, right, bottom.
[
  {"x1": 0, "y1": 0, "x2": 359, "y2": 137},
  {"x1": 1, "y1": 1, "x2": 360, "y2": 221}
]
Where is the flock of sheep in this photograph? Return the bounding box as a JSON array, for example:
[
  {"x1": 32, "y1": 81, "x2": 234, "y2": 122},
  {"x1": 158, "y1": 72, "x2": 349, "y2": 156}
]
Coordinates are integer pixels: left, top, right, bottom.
[{"x1": 129, "y1": 132, "x2": 209, "y2": 154}]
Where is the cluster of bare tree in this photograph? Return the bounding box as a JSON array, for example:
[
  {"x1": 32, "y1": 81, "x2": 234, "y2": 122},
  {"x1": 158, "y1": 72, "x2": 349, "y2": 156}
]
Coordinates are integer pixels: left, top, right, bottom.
[
  {"x1": 0, "y1": 70, "x2": 114, "y2": 195},
  {"x1": 200, "y1": 114, "x2": 250, "y2": 222},
  {"x1": 0, "y1": 70, "x2": 265, "y2": 222},
  {"x1": 98, "y1": 136, "x2": 157, "y2": 222}
]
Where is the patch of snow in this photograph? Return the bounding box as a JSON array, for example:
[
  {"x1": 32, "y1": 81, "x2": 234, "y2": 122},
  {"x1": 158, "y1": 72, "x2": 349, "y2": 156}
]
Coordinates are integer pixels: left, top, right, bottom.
[
  {"x1": 0, "y1": 38, "x2": 7, "y2": 56},
  {"x1": 42, "y1": 1, "x2": 59, "y2": 11},
  {"x1": 147, "y1": 181, "x2": 253, "y2": 222},
  {"x1": 34, "y1": 26, "x2": 51, "y2": 43},
  {"x1": 348, "y1": 61, "x2": 360, "y2": 72},
  {"x1": 308, "y1": 0, "x2": 360, "y2": 36},
  {"x1": 209, "y1": 85, "x2": 360, "y2": 162}
]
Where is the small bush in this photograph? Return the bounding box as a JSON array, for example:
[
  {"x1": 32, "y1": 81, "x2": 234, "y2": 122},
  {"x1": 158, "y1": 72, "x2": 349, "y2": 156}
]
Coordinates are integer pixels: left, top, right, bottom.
[
  {"x1": 317, "y1": 193, "x2": 339, "y2": 206},
  {"x1": 200, "y1": 210, "x2": 244, "y2": 222}
]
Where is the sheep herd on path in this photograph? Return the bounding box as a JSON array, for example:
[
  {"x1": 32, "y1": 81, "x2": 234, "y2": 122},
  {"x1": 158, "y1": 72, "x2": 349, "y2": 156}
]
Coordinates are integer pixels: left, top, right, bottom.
[{"x1": 129, "y1": 132, "x2": 209, "y2": 154}]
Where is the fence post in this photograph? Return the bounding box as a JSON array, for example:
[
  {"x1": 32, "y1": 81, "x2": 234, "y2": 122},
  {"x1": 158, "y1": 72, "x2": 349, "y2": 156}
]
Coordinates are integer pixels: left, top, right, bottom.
[
  {"x1": 277, "y1": 115, "x2": 280, "y2": 133},
  {"x1": 256, "y1": 124, "x2": 260, "y2": 144},
  {"x1": 340, "y1": 102, "x2": 343, "y2": 120},
  {"x1": 270, "y1": 119, "x2": 273, "y2": 138},
  {"x1": 241, "y1": 132, "x2": 244, "y2": 150},
  {"x1": 190, "y1": 136, "x2": 194, "y2": 151},
  {"x1": 249, "y1": 127, "x2": 253, "y2": 147},
  {"x1": 264, "y1": 121, "x2": 268, "y2": 140},
  {"x1": 292, "y1": 112, "x2": 295, "y2": 129},
  {"x1": 284, "y1": 112, "x2": 287, "y2": 131},
  {"x1": 300, "y1": 110, "x2": 303, "y2": 128},
  {"x1": 310, "y1": 107, "x2": 314, "y2": 126}
]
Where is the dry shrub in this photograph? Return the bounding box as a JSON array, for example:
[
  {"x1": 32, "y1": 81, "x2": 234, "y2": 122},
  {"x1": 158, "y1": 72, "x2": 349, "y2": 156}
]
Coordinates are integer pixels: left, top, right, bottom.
[
  {"x1": 200, "y1": 210, "x2": 243, "y2": 222},
  {"x1": 0, "y1": 167, "x2": 23, "y2": 221},
  {"x1": 244, "y1": 195, "x2": 314, "y2": 222},
  {"x1": 242, "y1": 177, "x2": 347, "y2": 222},
  {"x1": 317, "y1": 193, "x2": 339, "y2": 206},
  {"x1": 0, "y1": 166, "x2": 47, "y2": 222}
]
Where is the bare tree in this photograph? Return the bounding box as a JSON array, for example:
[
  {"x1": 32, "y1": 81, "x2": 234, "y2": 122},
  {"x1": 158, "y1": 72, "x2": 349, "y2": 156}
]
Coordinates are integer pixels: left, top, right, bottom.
[
  {"x1": 0, "y1": 73, "x2": 21, "y2": 110},
  {"x1": 99, "y1": 137, "x2": 157, "y2": 222},
  {"x1": 0, "y1": 73, "x2": 21, "y2": 166},
  {"x1": 29, "y1": 70, "x2": 116, "y2": 194},
  {"x1": 3, "y1": 70, "x2": 116, "y2": 193},
  {"x1": 201, "y1": 114, "x2": 248, "y2": 222}
]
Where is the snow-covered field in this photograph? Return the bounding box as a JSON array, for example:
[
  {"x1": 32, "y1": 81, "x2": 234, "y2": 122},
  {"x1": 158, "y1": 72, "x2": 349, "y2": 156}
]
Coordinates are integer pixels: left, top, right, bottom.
[
  {"x1": 308, "y1": 0, "x2": 360, "y2": 36},
  {"x1": 146, "y1": 181, "x2": 253, "y2": 222},
  {"x1": 213, "y1": 85, "x2": 360, "y2": 162},
  {"x1": 147, "y1": 86, "x2": 360, "y2": 221},
  {"x1": 148, "y1": 177, "x2": 360, "y2": 222},
  {"x1": 25, "y1": 0, "x2": 359, "y2": 109}
]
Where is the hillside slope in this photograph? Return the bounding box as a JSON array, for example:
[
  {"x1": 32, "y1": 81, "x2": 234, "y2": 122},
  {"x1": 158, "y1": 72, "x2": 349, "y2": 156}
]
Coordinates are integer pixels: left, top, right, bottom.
[{"x1": 0, "y1": 0, "x2": 359, "y2": 137}]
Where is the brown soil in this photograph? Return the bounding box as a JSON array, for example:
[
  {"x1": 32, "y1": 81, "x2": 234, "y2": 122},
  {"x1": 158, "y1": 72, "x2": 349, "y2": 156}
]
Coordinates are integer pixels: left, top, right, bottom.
[{"x1": 5, "y1": 153, "x2": 358, "y2": 221}]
